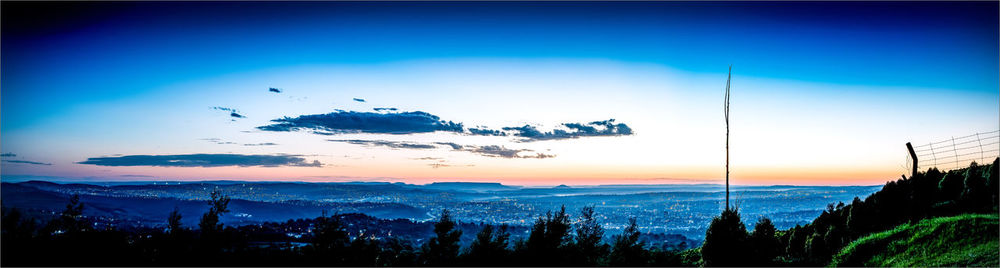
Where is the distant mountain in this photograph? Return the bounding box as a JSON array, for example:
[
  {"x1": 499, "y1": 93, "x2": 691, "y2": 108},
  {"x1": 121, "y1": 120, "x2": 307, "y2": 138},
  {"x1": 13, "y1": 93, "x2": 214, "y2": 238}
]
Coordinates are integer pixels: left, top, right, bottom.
[
  {"x1": 0, "y1": 182, "x2": 429, "y2": 226},
  {"x1": 421, "y1": 182, "x2": 518, "y2": 192}
]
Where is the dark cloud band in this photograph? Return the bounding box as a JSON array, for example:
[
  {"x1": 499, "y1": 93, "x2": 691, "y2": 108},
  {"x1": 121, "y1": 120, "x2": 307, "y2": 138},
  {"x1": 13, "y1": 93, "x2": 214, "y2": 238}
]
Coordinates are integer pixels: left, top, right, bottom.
[
  {"x1": 258, "y1": 110, "x2": 632, "y2": 142},
  {"x1": 258, "y1": 111, "x2": 463, "y2": 135},
  {"x1": 501, "y1": 119, "x2": 633, "y2": 142},
  {"x1": 2, "y1": 159, "x2": 52, "y2": 166}
]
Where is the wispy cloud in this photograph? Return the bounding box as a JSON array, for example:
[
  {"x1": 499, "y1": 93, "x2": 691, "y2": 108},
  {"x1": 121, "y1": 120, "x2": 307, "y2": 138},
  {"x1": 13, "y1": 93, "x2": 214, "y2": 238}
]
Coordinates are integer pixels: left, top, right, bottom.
[
  {"x1": 243, "y1": 142, "x2": 279, "y2": 146},
  {"x1": 334, "y1": 139, "x2": 554, "y2": 159},
  {"x1": 2, "y1": 159, "x2": 52, "y2": 166},
  {"x1": 1, "y1": 153, "x2": 15, "y2": 157},
  {"x1": 434, "y1": 142, "x2": 464, "y2": 150},
  {"x1": 329, "y1": 139, "x2": 437, "y2": 149},
  {"x1": 201, "y1": 138, "x2": 237, "y2": 145},
  {"x1": 458, "y1": 145, "x2": 555, "y2": 159},
  {"x1": 77, "y1": 154, "x2": 323, "y2": 167},
  {"x1": 429, "y1": 163, "x2": 475, "y2": 169},
  {"x1": 119, "y1": 174, "x2": 155, "y2": 178},
  {"x1": 212, "y1": 107, "x2": 246, "y2": 119}
]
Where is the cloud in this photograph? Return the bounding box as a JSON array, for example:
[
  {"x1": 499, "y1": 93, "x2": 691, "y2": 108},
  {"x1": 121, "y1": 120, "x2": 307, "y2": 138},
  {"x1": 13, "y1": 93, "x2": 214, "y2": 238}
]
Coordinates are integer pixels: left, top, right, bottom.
[
  {"x1": 429, "y1": 163, "x2": 474, "y2": 169},
  {"x1": 257, "y1": 108, "x2": 633, "y2": 142},
  {"x1": 468, "y1": 127, "x2": 506, "y2": 136},
  {"x1": 119, "y1": 174, "x2": 155, "y2": 178},
  {"x1": 353, "y1": 98, "x2": 366, "y2": 102},
  {"x1": 434, "y1": 142, "x2": 464, "y2": 150},
  {"x1": 332, "y1": 139, "x2": 554, "y2": 159},
  {"x1": 2, "y1": 159, "x2": 52, "y2": 165},
  {"x1": 201, "y1": 138, "x2": 237, "y2": 145},
  {"x1": 459, "y1": 145, "x2": 555, "y2": 159},
  {"x1": 258, "y1": 111, "x2": 463, "y2": 135},
  {"x1": 76, "y1": 154, "x2": 323, "y2": 167},
  {"x1": 269, "y1": 87, "x2": 282, "y2": 93},
  {"x1": 243, "y1": 142, "x2": 279, "y2": 146},
  {"x1": 1, "y1": 153, "x2": 15, "y2": 157},
  {"x1": 212, "y1": 107, "x2": 246, "y2": 119},
  {"x1": 501, "y1": 119, "x2": 633, "y2": 142},
  {"x1": 412, "y1": 157, "x2": 444, "y2": 161},
  {"x1": 329, "y1": 139, "x2": 437, "y2": 149},
  {"x1": 435, "y1": 142, "x2": 554, "y2": 159}
]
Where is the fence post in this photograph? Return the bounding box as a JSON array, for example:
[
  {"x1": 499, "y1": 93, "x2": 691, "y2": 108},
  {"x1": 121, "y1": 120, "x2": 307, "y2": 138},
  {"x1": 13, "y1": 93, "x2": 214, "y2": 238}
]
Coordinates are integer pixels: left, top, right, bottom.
[{"x1": 906, "y1": 142, "x2": 918, "y2": 177}]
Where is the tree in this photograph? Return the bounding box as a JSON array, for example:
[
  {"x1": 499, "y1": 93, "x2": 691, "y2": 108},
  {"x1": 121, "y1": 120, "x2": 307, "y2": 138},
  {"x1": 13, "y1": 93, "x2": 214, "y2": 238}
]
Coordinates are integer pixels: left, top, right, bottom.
[
  {"x1": 167, "y1": 207, "x2": 183, "y2": 234},
  {"x1": 749, "y1": 217, "x2": 779, "y2": 265},
  {"x1": 198, "y1": 190, "x2": 230, "y2": 234},
  {"x1": 423, "y1": 209, "x2": 462, "y2": 266},
  {"x1": 701, "y1": 208, "x2": 750, "y2": 267},
  {"x1": 574, "y1": 206, "x2": 608, "y2": 266},
  {"x1": 312, "y1": 213, "x2": 349, "y2": 250},
  {"x1": 464, "y1": 224, "x2": 511, "y2": 265},
  {"x1": 609, "y1": 217, "x2": 646, "y2": 266},
  {"x1": 54, "y1": 194, "x2": 90, "y2": 233},
  {"x1": 522, "y1": 205, "x2": 573, "y2": 266}
]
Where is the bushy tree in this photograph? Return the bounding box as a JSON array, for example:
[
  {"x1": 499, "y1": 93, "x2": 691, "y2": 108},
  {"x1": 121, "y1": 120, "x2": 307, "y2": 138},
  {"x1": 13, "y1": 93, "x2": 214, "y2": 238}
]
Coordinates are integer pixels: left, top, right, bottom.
[
  {"x1": 167, "y1": 207, "x2": 184, "y2": 234},
  {"x1": 53, "y1": 194, "x2": 90, "y2": 233},
  {"x1": 574, "y1": 206, "x2": 609, "y2": 266},
  {"x1": 423, "y1": 209, "x2": 462, "y2": 266},
  {"x1": 701, "y1": 208, "x2": 749, "y2": 267},
  {"x1": 464, "y1": 224, "x2": 511, "y2": 265},
  {"x1": 310, "y1": 212, "x2": 349, "y2": 264},
  {"x1": 609, "y1": 217, "x2": 646, "y2": 266},
  {"x1": 521, "y1": 205, "x2": 573, "y2": 266},
  {"x1": 749, "y1": 217, "x2": 779, "y2": 265}
]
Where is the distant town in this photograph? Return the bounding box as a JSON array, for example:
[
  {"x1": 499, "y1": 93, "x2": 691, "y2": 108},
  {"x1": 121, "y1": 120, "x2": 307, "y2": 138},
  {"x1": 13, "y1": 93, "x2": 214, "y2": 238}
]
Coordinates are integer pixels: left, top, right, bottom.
[{"x1": 2, "y1": 180, "x2": 880, "y2": 243}]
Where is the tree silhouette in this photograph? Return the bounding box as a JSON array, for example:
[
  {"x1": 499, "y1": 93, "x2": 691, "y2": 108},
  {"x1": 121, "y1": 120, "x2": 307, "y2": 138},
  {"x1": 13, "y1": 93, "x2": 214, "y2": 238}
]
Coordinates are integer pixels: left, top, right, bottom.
[
  {"x1": 609, "y1": 217, "x2": 645, "y2": 266},
  {"x1": 56, "y1": 194, "x2": 89, "y2": 233},
  {"x1": 199, "y1": 190, "x2": 230, "y2": 234},
  {"x1": 749, "y1": 217, "x2": 779, "y2": 265},
  {"x1": 465, "y1": 224, "x2": 511, "y2": 265},
  {"x1": 309, "y1": 212, "x2": 349, "y2": 264},
  {"x1": 167, "y1": 207, "x2": 184, "y2": 234},
  {"x1": 701, "y1": 208, "x2": 750, "y2": 267},
  {"x1": 574, "y1": 206, "x2": 608, "y2": 266},
  {"x1": 423, "y1": 209, "x2": 462, "y2": 266},
  {"x1": 522, "y1": 205, "x2": 572, "y2": 266}
]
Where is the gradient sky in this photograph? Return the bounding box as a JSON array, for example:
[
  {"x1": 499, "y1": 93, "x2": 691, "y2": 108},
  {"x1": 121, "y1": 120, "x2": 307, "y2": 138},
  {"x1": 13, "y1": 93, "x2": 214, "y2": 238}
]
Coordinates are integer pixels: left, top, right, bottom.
[{"x1": 2, "y1": 1, "x2": 998, "y2": 186}]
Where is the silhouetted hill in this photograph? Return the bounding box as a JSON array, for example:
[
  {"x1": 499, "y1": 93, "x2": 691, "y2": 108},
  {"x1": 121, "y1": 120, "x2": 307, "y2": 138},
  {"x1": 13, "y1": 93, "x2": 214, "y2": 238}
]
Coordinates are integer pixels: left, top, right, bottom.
[
  {"x1": 422, "y1": 182, "x2": 518, "y2": 192},
  {"x1": 700, "y1": 158, "x2": 999, "y2": 266}
]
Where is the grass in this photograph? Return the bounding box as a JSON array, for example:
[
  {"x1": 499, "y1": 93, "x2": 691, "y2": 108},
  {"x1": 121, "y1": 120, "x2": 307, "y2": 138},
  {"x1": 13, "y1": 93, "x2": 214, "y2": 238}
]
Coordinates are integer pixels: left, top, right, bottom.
[{"x1": 830, "y1": 213, "x2": 999, "y2": 267}]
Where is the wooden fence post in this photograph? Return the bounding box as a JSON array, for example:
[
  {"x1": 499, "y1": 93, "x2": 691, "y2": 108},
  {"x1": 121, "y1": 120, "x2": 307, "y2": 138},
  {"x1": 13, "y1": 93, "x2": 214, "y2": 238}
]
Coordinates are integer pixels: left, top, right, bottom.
[{"x1": 906, "y1": 142, "x2": 918, "y2": 177}]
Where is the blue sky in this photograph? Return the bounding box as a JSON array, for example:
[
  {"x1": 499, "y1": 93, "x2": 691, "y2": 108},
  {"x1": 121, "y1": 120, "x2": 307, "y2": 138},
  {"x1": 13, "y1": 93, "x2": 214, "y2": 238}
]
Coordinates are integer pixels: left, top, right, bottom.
[{"x1": 2, "y1": 2, "x2": 997, "y2": 185}]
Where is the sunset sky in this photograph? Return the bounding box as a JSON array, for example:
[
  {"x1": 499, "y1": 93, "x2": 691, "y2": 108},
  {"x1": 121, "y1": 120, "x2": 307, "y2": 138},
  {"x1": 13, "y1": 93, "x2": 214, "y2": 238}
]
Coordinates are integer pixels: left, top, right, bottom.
[{"x1": 2, "y1": 2, "x2": 997, "y2": 186}]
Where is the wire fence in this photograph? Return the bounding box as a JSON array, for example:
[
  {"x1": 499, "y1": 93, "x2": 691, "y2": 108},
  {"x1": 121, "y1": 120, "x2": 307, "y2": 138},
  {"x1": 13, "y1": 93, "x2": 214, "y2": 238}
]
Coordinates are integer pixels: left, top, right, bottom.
[{"x1": 905, "y1": 130, "x2": 1000, "y2": 174}]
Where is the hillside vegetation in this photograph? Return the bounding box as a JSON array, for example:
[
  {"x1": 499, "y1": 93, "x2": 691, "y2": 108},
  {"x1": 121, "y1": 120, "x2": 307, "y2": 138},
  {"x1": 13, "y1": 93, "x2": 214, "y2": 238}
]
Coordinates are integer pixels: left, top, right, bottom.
[
  {"x1": 701, "y1": 158, "x2": 999, "y2": 266},
  {"x1": 830, "y1": 213, "x2": 999, "y2": 267}
]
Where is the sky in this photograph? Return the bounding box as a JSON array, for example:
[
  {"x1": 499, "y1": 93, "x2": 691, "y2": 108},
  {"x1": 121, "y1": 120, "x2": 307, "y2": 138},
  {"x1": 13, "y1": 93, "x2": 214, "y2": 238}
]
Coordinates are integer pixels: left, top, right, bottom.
[{"x1": 1, "y1": 1, "x2": 998, "y2": 186}]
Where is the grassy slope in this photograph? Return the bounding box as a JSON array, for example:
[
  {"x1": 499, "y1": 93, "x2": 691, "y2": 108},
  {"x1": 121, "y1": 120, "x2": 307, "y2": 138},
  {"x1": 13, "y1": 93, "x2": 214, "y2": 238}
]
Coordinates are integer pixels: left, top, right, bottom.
[{"x1": 830, "y1": 213, "x2": 999, "y2": 267}]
